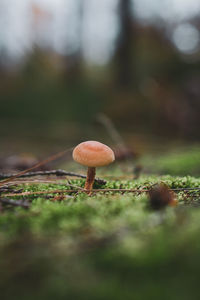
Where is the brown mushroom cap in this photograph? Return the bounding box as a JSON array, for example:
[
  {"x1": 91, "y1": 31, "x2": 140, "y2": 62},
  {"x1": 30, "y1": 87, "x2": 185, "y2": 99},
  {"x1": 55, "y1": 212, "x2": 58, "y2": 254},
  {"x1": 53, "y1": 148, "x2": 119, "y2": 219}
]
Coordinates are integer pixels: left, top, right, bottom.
[{"x1": 73, "y1": 141, "x2": 115, "y2": 167}]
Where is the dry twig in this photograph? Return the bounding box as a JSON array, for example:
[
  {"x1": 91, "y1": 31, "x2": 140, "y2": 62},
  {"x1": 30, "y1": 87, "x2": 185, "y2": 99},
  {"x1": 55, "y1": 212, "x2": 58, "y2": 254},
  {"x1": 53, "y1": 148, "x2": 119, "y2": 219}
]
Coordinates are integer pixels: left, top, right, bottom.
[
  {"x1": 3, "y1": 187, "x2": 200, "y2": 198},
  {"x1": 0, "y1": 148, "x2": 73, "y2": 187},
  {"x1": 0, "y1": 169, "x2": 106, "y2": 185}
]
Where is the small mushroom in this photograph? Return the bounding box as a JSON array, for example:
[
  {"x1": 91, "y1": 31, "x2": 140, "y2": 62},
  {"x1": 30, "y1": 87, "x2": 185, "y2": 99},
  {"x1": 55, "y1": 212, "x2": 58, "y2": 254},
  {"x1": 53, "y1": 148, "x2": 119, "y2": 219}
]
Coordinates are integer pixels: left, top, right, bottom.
[{"x1": 73, "y1": 141, "x2": 115, "y2": 193}]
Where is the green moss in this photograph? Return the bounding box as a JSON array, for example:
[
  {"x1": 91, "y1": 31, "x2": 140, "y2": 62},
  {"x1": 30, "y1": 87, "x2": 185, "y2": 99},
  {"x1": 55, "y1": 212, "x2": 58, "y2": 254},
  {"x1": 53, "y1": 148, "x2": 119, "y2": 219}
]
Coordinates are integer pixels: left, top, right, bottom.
[
  {"x1": 142, "y1": 146, "x2": 200, "y2": 175},
  {"x1": 1, "y1": 175, "x2": 200, "y2": 299}
]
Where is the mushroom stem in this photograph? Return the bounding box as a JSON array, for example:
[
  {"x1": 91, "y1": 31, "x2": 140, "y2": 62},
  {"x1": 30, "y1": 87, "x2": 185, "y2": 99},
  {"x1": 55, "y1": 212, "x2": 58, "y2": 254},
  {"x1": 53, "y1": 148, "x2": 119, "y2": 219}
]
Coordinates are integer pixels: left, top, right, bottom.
[{"x1": 84, "y1": 167, "x2": 96, "y2": 193}]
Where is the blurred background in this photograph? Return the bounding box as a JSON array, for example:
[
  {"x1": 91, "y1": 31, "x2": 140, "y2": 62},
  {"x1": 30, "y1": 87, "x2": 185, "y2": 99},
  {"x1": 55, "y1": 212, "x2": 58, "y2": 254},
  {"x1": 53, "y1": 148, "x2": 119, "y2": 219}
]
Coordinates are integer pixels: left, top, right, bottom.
[{"x1": 1, "y1": 0, "x2": 200, "y2": 159}]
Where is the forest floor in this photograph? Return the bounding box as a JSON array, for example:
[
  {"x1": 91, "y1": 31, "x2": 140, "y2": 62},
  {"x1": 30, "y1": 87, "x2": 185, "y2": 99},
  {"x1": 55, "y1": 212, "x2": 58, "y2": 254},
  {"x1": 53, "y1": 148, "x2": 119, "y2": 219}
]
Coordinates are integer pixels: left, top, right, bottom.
[{"x1": 1, "y1": 146, "x2": 200, "y2": 300}]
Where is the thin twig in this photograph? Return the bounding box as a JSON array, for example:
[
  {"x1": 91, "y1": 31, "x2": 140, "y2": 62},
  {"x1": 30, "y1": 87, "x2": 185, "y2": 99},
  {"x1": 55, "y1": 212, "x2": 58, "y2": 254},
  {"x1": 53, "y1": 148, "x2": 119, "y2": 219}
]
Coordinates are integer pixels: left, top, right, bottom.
[
  {"x1": 4, "y1": 189, "x2": 85, "y2": 197},
  {"x1": 3, "y1": 187, "x2": 200, "y2": 198},
  {"x1": 0, "y1": 180, "x2": 84, "y2": 193},
  {"x1": 0, "y1": 148, "x2": 73, "y2": 187},
  {"x1": 0, "y1": 186, "x2": 23, "y2": 193},
  {"x1": 0, "y1": 169, "x2": 106, "y2": 185}
]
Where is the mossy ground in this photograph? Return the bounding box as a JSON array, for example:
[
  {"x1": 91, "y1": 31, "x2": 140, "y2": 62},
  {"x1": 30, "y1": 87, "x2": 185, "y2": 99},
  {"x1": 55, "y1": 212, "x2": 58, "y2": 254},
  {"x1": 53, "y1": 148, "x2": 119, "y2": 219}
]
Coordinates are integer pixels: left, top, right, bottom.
[
  {"x1": 1, "y1": 149, "x2": 200, "y2": 300},
  {"x1": 141, "y1": 145, "x2": 200, "y2": 176}
]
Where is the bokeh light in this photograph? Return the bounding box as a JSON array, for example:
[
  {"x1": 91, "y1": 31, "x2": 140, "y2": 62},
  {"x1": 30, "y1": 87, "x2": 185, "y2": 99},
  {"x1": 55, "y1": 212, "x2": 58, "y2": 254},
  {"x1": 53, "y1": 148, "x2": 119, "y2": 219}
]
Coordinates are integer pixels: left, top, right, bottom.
[{"x1": 172, "y1": 23, "x2": 199, "y2": 54}]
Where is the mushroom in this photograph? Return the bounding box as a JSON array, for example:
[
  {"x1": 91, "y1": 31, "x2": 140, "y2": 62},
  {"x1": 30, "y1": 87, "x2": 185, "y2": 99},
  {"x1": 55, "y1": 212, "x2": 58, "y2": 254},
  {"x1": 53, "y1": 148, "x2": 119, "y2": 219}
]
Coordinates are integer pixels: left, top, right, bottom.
[{"x1": 73, "y1": 141, "x2": 115, "y2": 193}]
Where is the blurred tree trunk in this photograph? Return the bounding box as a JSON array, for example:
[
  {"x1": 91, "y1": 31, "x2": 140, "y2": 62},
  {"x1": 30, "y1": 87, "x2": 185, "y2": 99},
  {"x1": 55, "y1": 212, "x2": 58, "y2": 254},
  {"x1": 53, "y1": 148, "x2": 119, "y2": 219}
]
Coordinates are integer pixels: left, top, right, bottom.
[
  {"x1": 114, "y1": 0, "x2": 135, "y2": 89},
  {"x1": 63, "y1": 0, "x2": 83, "y2": 82}
]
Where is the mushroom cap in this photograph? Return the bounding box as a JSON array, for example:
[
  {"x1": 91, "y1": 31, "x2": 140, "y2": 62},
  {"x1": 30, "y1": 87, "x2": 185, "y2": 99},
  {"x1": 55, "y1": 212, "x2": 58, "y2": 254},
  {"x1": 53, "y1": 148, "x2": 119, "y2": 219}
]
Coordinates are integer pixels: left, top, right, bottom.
[{"x1": 73, "y1": 141, "x2": 115, "y2": 167}]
